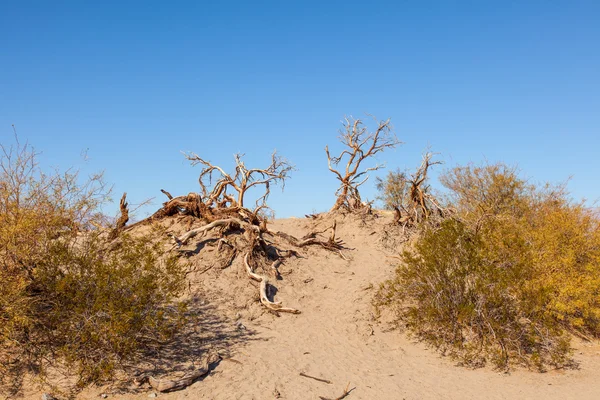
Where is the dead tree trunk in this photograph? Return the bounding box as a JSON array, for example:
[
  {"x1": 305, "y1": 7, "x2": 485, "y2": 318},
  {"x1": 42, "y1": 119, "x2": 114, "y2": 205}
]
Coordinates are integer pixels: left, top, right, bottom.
[{"x1": 109, "y1": 192, "x2": 129, "y2": 240}]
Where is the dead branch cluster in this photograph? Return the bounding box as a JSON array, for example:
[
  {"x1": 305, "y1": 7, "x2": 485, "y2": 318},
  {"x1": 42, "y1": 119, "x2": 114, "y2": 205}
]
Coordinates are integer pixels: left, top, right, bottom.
[
  {"x1": 110, "y1": 151, "x2": 348, "y2": 316},
  {"x1": 185, "y1": 150, "x2": 293, "y2": 215},
  {"x1": 326, "y1": 116, "x2": 400, "y2": 212},
  {"x1": 392, "y1": 151, "x2": 451, "y2": 231}
]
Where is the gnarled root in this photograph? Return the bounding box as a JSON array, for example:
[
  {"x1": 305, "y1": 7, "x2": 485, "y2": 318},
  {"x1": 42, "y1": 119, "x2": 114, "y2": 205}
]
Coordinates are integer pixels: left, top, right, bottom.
[
  {"x1": 170, "y1": 218, "x2": 243, "y2": 248},
  {"x1": 276, "y1": 221, "x2": 349, "y2": 259},
  {"x1": 244, "y1": 253, "x2": 300, "y2": 314}
]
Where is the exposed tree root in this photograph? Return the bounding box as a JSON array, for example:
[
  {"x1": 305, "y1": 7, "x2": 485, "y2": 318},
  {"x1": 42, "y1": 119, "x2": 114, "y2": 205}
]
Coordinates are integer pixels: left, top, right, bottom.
[
  {"x1": 274, "y1": 221, "x2": 349, "y2": 259},
  {"x1": 120, "y1": 151, "x2": 347, "y2": 317},
  {"x1": 163, "y1": 209, "x2": 348, "y2": 314},
  {"x1": 244, "y1": 253, "x2": 300, "y2": 314},
  {"x1": 170, "y1": 218, "x2": 244, "y2": 248}
]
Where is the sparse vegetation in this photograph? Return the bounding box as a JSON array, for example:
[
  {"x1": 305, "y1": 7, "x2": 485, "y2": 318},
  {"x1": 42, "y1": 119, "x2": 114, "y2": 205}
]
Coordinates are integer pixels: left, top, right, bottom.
[
  {"x1": 3, "y1": 116, "x2": 599, "y2": 398},
  {"x1": 376, "y1": 150, "x2": 448, "y2": 229},
  {"x1": 375, "y1": 168, "x2": 409, "y2": 211},
  {"x1": 378, "y1": 162, "x2": 600, "y2": 370},
  {"x1": 0, "y1": 138, "x2": 187, "y2": 393}
]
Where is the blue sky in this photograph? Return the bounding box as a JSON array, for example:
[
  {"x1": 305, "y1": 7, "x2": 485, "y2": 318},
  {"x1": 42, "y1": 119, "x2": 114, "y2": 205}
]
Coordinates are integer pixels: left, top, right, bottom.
[{"x1": 2, "y1": 1, "x2": 599, "y2": 218}]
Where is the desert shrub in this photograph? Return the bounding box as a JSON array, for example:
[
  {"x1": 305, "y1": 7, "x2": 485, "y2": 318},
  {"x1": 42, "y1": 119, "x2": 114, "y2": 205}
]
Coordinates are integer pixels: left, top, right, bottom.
[
  {"x1": 375, "y1": 151, "x2": 447, "y2": 227},
  {"x1": 378, "y1": 163, "x2": 600, "y2": 370},
  {"x1": 375, "y1": 168, "x2": 409, "y2": 210},
  {"x1": 0, "y1": 137, "x2": 187, "y2": 391}
]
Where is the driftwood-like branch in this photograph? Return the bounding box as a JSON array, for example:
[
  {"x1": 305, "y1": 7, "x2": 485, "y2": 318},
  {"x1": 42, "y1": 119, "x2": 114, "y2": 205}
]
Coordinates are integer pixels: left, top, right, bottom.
[
  {"x1": 184, "y1": 151, "x2": 293, "y2": 211},
  {"x1": 171, "y1": 218, "x2": 243, "y2": 248},
  {"x1": 326, "y1": 116, "x2": 400, "y2": 211},
  {"x1": 319, "y1": 383, "x2": 355, "y2": 400},
  {"x1": 160, "y1": 189, "x2": 173, "y2": 200},
  {"x1": 277, "y1": 222, "x2": 348, "y2": 259},
  {"x1": 244, "y1": 253, "x2": 300, "y2": 314},
  {"x1": 299, "y1": 372, "x2": 332, "y2": 384},
  {"x1": 108, "y1": 192, "x2": 129, "y2": 240},
  {"x1": 146, "y1": 351, "x2": 221, "y2": 392}
]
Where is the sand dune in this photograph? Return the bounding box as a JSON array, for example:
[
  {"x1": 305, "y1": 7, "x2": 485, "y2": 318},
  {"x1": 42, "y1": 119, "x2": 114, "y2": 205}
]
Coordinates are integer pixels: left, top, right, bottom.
[{"x1": 21, "y1": 213, "x2": 600, "y2": 400}]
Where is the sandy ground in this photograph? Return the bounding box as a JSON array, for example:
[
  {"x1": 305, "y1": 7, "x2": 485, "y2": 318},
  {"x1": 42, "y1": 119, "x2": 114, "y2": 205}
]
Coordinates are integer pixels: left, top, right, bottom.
[{"x1": 16, "y1": 214, "x2": 600, "y2": 400}]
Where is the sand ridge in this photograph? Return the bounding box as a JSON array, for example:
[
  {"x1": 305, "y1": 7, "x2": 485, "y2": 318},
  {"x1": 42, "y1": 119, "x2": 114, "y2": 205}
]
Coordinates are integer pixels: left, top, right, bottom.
[{"x1": 20, "y1": 213, "x2": 600, "y2": 400}]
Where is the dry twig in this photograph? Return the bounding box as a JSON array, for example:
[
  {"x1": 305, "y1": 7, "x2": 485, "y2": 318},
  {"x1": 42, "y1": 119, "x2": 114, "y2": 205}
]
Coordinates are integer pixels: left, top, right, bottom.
[
  {"x1": 299, "y1": 372, "x2": 332, "y2": 384},
  {"x1": 319, "y1": 382, "x2": 355, "y2": 400}
]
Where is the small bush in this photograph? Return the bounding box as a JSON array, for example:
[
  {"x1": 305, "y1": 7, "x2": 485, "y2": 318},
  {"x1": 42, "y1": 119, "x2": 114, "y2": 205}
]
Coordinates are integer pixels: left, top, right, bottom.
[
  {"x1": 375, "y1": 168, "x2": 409, "y2": 210},
  {"x1": 378, "y1": 163, "x2": 600, "y2": 370},
  {"x1": 0, "y1": 137, "x2": 187, "y2": 391}
]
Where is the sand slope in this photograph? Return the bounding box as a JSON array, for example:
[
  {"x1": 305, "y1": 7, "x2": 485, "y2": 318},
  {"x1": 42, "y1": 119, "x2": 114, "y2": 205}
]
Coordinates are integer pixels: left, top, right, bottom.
[{"x1": 19, "y1": 214, "x2": 600, "y2": 400}]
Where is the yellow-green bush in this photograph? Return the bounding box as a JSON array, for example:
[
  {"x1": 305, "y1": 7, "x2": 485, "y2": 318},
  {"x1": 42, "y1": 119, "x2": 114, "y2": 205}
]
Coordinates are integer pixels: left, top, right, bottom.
[
  {"x1": 379, "y1": 163, "x2": 600, "y2": 370},
  {"x1": 0, "y1": 138, "x2": 187, "y2": 392},
  {"x1": 375, "y1": 168, "x2": 409, "y2": 210}
]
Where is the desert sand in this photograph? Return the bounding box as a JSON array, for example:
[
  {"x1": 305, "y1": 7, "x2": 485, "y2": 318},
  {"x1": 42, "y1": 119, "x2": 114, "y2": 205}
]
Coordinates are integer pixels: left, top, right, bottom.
[{"x1": 20, "y1": 213, "x2": 600, "y2": 400}]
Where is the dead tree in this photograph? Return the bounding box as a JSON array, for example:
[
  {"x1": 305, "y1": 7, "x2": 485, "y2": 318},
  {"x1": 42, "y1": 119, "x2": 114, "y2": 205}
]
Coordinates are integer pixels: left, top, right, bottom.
[
  {"x1": 325, "y1": 116, "x2": 400, "y2": 212},
  {"x1": 120, "y1": 149, "x2": 349, "y2": 316},
  {"x1": 394, "y1": 151, "x2": 448, "y2": 228},
  {"x1": 125, "y1": 152, "x2": 294, "y2": 231},
  {"x1": 407, "y1": 151, "x2": 441, "y2": 223},
  {"x1": 170, "y1": 217, "x2": 348, "y2": 314},
  {"x1": 185, "y1": 151, "x2": 293, "y2": 213}
]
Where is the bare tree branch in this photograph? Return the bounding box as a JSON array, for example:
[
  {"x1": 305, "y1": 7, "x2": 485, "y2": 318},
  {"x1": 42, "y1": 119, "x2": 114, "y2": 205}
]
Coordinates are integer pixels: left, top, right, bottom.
[
  {"x1": 184, "y1": 151, "x2": 294, "y2": 212},
  {"x1": 325, "y1": 116, "x2": 401, "y2": 211}
]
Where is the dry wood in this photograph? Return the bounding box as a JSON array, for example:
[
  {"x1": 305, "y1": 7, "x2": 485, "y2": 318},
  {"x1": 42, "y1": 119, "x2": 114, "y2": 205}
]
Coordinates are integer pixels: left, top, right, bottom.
[
  {"x1": 274, "y1": 222, "x2": 347, "y2": 259},
  {"x1": 319, "y1": 383, "x2": 355, "y2": 400},
  {"x1": 184, "y1": 151, "x2": 293, "y2": 212},
  {"x1": 325, "y1": 116, "x2": 400, "y2": 211},
  {"x1": 244, "y1": 253, "x2": 300, "y2": 314},
  {"x1": 171, "y1": 218, "x2": 243, "y2": 247},
  {"x1": 160, "y1": 189, "x2": 173, "y2": 200},
  {"x1": 145, "y1": 351, "x2": 221, "y2": 392},
  {"x1": 270, "y1": 258, "x2": 283, "y2": 278},
  {"x1": 299, "y1": 372, "x2": 332, "y2": 384},
  {"x1": 402, "y1": 151, "x2": 449, "y2": 227},
  {"x1": 108, "y1": 192, "x2": 129, "y2": 240}
]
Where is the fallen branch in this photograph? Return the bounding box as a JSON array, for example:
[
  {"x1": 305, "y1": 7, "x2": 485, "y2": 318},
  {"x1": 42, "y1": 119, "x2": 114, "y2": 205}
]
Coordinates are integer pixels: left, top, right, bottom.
[
  {"x1": 171, "y1": 218, "x2": 243, "y2": 248},
  {"x1": 319, "y1": 383, "x2": 355, "y2": 400},
  {"x1": 299, "y1": 372, "x2": 332, "y2": 384}
]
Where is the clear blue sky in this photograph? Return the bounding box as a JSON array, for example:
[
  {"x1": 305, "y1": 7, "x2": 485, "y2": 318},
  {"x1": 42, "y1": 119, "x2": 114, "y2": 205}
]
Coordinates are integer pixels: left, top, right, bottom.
[{"x1": 2, "y1": 1, "x2": 599, "y2": 218}]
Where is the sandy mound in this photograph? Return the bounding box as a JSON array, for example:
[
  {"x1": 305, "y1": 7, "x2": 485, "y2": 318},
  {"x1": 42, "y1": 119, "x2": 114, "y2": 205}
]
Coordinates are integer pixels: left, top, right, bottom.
[{"x1": 19, "y1": 212, "x2": 600, "y2": 400}]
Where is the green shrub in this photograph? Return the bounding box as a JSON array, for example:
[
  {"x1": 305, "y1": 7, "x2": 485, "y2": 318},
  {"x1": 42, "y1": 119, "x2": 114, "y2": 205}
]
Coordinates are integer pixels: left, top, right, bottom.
[{"x1": 379, "y1": 163, "x2": 600, "y2": 370}]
